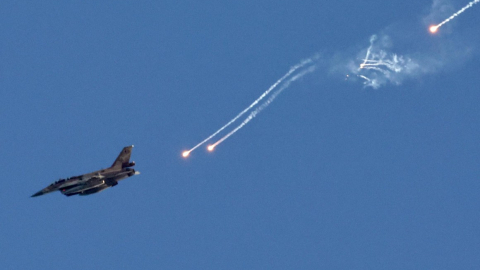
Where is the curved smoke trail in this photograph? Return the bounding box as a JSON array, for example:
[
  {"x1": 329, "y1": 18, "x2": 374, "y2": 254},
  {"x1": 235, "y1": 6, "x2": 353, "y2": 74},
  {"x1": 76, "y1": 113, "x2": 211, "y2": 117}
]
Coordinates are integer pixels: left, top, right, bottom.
[
  {"x1": 184, "y1": 57, "x2": 316, "y2": 156},
  {"x1": 210, "y1": 65, "x2": 317, "y2": 149}
]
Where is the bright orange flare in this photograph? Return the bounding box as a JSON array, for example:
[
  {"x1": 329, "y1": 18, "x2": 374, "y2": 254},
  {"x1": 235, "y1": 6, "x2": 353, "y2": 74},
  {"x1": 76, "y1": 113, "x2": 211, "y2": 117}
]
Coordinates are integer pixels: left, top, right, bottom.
[
  {"x1": 182, "y1": 151, "x2": 190, "y2": 158},
  {"x1": 429, "y1": 25, "x2": 438, "y2": 34},
  {"x1": 207, "y1": 145, "x2": 215, "y2": 152}
]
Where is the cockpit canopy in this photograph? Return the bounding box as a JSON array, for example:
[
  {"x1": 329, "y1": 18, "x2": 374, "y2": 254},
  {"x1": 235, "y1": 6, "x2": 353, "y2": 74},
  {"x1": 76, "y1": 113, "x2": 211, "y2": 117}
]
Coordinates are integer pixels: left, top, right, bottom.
[{"x1": 52, "y1": 179, "x2": 66, "y2": 185}]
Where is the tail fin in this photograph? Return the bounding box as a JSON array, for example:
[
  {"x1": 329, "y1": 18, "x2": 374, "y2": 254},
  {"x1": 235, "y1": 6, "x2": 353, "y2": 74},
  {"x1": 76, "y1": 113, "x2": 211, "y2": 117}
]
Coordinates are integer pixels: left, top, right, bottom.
[{"x1": 111, "y1": 145, "x2": 134, "y2": 169}]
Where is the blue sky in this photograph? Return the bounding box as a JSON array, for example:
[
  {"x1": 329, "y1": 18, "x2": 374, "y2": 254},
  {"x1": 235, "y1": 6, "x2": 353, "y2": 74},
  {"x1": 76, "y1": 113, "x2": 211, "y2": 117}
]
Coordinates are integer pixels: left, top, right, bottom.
[{"x1": 2, "y1": 0, "x2": 480, "y2": 269}]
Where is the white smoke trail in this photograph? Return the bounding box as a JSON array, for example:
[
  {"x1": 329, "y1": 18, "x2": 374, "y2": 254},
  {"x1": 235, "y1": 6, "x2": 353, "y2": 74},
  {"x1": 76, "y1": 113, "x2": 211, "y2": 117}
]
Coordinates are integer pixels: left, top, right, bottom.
[
  {"x1": 331, "y1": 0, "x2": 478, "y2": 90},
  {"x1": 209, "y1": 65, "x2": 317, "y2": 149},
  {"x1": 183, "y1": 0, "x2": 479, "y2": 157},
  {"x1": 184, "y1": 57, "x2": 316, "y2": 156},
  {"x1": 359, "y1": 35, "x2": 378, "y2": 69},
  {"x1": 350, "y1": 34, "x2": 421, "y2": 89},
  {"x1": 433, "y1": 0, "x2": 479, "y2": 31}
]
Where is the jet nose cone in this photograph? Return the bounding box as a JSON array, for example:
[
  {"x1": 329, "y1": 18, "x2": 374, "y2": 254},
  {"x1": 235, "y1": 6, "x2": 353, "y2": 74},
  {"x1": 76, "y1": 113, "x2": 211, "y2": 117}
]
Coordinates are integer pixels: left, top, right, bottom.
[{"x1": 31, "y1": 191, "x2": 44, "y2": 197}]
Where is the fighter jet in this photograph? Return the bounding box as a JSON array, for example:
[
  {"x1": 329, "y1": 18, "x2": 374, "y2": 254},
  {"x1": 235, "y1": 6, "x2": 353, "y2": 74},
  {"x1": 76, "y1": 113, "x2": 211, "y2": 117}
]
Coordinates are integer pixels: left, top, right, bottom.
[{"x1": 31, "y1": 145, "x2": 139, "y2": 197}]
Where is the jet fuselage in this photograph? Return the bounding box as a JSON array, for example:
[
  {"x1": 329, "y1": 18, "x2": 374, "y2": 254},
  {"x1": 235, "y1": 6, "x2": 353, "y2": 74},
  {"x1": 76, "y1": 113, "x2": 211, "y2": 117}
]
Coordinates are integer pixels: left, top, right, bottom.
[{"x1": 32, "y1": 146, "x2": 139, "y2": 197}]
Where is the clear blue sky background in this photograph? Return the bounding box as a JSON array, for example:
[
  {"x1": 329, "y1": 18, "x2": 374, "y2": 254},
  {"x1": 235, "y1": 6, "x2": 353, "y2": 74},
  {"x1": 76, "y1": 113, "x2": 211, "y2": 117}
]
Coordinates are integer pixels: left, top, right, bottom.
[{"x1": 2, "y1": 1, "x2": 480, "y2": 269}]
